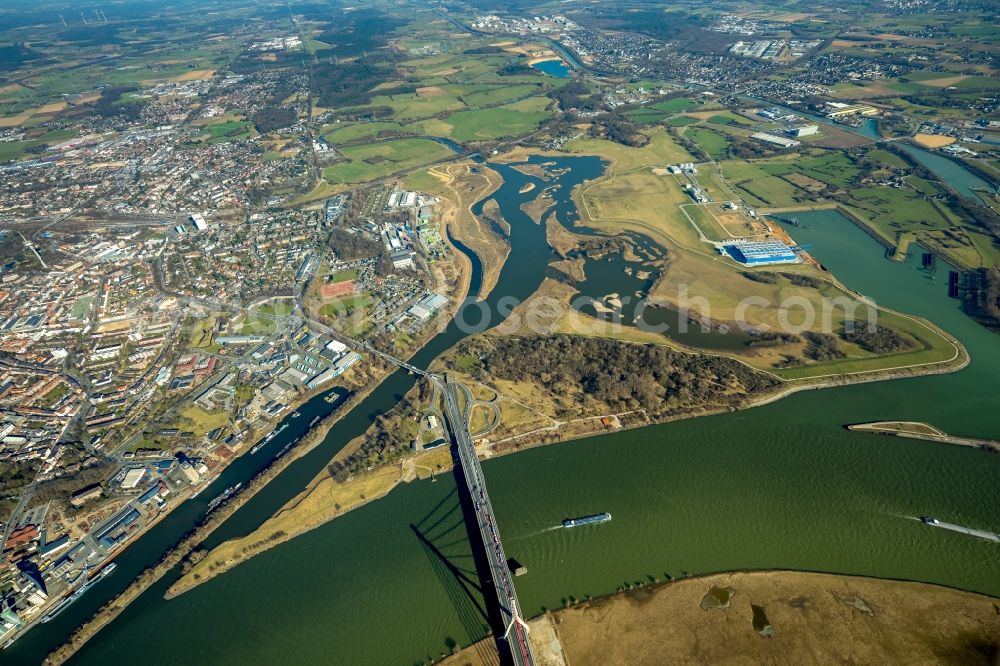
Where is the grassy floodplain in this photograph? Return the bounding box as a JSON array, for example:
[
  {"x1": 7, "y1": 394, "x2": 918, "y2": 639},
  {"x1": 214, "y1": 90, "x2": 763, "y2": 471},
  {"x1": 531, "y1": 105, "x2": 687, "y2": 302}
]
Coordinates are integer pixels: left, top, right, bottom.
[{"x1": 563, "y1": 131, "x2": 962, "y2": 379}]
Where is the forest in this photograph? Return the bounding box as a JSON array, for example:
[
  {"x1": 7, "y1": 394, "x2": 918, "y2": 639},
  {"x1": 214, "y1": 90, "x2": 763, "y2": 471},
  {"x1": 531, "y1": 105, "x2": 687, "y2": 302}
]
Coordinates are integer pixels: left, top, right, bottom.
[
  {"x1": 841, "y1": 323, "x2": 915, "y2": 354},
  {"x1": 327, "y1": 228, "x2": 393, "y2": 274},
  {"x1": 803, "y1": 332, "x2": 845, "y2": 361},
  {"x1": 464, "y1": 334, "x2": 778, "y2": 414},
  {"x1": 252, "y1": 106, "x2": 297, "y2": 133}
]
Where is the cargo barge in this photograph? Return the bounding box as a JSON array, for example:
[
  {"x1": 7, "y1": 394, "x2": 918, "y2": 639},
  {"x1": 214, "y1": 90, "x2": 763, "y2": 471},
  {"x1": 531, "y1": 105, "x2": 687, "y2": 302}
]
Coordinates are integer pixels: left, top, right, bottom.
[
  {"x1": 920, "y1": 516, "x2": 1000, "y2": 542},
  {"x1": 40, "y1": 563, "x2": 117, "y2": 624},
  {"x1": 563, "y1": 512, "x2": 612, "y2": 528}
]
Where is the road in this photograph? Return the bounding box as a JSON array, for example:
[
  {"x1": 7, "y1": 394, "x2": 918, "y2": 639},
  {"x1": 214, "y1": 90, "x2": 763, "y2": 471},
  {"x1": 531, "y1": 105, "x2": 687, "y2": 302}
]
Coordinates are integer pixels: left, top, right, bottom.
[{"x1": 440, "y1": 378, "x2": 535, "y2": 666}]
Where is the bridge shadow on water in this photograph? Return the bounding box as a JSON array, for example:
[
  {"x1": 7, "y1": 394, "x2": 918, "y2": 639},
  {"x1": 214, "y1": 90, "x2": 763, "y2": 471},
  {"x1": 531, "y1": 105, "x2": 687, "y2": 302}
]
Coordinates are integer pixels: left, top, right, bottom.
[{"x1": 410, "y1": 455, "x2": 508, "y2": 665}]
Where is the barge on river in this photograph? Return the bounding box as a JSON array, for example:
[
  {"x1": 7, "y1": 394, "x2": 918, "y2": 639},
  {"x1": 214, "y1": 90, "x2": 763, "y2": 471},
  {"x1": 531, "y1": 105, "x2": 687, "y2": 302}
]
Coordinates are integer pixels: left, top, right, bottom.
[
  {"x1": 563, "y1": 512, "x2": 612, "y2": 528},
  {"x1": 920, "y1": 516, "x2": 1000, "y2": 542}
]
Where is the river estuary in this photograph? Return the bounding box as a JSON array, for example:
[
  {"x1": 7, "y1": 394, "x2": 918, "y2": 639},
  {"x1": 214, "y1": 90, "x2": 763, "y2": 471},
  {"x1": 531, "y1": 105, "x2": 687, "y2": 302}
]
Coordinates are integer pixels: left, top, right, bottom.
[{"x1": 10, "y1": 151, "x2": 1000, "y2": 665}]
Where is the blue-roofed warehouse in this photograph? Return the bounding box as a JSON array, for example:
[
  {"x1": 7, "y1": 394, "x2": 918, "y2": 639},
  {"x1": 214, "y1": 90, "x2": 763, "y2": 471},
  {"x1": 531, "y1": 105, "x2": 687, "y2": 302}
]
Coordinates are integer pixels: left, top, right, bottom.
[{"x1": 725, "y1": 240, "x2": 798, "y2": 266}]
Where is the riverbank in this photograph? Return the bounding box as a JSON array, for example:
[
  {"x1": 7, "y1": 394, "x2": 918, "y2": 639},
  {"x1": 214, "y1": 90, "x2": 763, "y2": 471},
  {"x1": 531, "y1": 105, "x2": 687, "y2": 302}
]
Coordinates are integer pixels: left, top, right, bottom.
[
  {"x1": 418, "y1": 161, "x2": 507, "y2": 300},
  {"x1": 445, "y1": 570, "x2": 1000, "y2": 666},
  {"x1": 165, "y1": 444, "x2": 454, "y2": 598}
]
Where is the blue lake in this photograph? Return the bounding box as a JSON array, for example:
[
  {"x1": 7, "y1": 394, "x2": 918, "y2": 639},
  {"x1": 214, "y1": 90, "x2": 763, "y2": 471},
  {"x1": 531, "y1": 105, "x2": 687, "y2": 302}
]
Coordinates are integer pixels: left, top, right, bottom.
[{"x1": 531, "y1": 59, "x2": 570, "y2": 78}]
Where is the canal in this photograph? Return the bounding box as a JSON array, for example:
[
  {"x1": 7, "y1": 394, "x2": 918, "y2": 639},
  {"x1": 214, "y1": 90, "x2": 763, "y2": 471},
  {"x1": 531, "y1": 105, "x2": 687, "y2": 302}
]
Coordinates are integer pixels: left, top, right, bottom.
[{"x1": 14, "y1": 159, "x2": 1000, "y2": 666}]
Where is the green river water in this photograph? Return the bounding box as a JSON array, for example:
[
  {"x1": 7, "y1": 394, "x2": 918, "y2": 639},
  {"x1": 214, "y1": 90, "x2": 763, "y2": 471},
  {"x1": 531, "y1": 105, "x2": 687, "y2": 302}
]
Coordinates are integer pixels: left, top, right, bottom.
[{"x1": 18, "y1": 165, "x2": 1000, "y2": 665}]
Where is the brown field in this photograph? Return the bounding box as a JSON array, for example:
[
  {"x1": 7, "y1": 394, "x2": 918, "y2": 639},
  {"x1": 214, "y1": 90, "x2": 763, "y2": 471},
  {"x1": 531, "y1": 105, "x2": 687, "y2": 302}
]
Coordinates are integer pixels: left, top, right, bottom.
[
  {"x1": 72, "y1": 92, "x2": 102, "y2": 105},
  {"x1": 174, "y1": 69, "x2": 216, "y2": 81},
  {"x1": 553, "y1": 571, "x2": 1000, "y2": 666},
  {"x1": 684, "y1": 110, "x2": 722, "y2": 120},
  {"x1": 920, "y1": 75, "x2": 970, "y2": 88},
  {"x1": 0, "y1": 111, "x2": 35, "y2": 127},
  {"x1": 782, "y1": 172, "x2": 827, "y2": 192},
  {"x1": 713, "y1": 209, "x2": 759, "y2": 236},
  {"x1": 526, "y1": 53, "x2": 560, "y2": 65},
  {"x1": 873, "y1": 33, "x2": 939, "y2": 46},
  {"x1": 808, "y1": 124, "x2": 874, "y2": 149},
  {"x1": 416, "y1": 85, "x2": 445, "y2": 97},
  {"x1": 0, "y1": 84, "x2": 23, "y2": 95},
  {"x1": 772, "y1": 12, "x2": 813, "y2": 21},
  {"x1": 914, "y1": 133, "x2": 957, "y2": 148},
  {"x1": 37, "y1": 101, "x2": 67, "y2": 114}
]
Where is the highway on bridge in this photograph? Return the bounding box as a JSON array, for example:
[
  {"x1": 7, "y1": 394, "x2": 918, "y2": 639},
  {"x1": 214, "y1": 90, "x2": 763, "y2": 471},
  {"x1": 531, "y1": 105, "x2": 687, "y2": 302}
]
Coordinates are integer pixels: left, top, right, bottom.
[{"x1": 441, "y1": 378, "x2": 535, "y2": 666}]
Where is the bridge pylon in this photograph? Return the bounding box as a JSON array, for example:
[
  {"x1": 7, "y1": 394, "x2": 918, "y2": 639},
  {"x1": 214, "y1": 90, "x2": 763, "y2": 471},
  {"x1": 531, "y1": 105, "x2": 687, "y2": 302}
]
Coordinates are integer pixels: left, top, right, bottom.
[{"x1": 502, "y1": 610, "x2": 531, "y2": 640}]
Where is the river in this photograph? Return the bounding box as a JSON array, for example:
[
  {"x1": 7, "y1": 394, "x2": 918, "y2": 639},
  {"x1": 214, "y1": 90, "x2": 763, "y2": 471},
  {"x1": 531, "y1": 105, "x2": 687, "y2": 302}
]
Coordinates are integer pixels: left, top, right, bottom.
[
  {"x1": 896, "y1": 142, "x2": 995, "y2": 204},
  {"x1": 14, "y1": 158, "x2": 1000, "y2": 666}
]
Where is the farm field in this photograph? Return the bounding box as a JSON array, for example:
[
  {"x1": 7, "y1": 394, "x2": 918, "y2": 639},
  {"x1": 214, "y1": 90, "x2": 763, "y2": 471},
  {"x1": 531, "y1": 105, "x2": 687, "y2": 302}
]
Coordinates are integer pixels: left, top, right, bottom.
[
  {"x1": 686, "y1": 127, "x2": 729, "y2": 160},
  {"x1": 0, "y1": 128, "x2": 76, "y2": 163},
  {"x1": 200, "y1": 119, "x2": 256, "y2": 144},
  {"x1": 445, "y1": 97, "x2": 552, "y2": 142},
  {"x1": 324, "y1": 138, "x2": 455, "y2": 185},
  {"x1": 650, "y1": 97, "x2": 699, "y2": 113}
]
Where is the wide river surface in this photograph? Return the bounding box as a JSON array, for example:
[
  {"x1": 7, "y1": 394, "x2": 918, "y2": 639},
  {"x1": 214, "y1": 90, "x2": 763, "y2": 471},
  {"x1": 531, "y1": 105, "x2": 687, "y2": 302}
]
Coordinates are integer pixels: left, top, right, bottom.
[{"x1": 13, "y1": 159, "x2": 1000, "y2": 665}]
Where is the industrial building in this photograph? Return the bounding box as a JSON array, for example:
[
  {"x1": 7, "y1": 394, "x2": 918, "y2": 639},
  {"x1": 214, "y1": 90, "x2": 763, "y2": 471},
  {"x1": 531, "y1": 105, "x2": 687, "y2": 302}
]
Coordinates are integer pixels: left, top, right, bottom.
[
  {"x1": 825, "y1": 103, "x2": 878, "y2": 118},
  {"x1": 788, "y1": 125, "x2": 819, "y2": 137},
  {"x1": 189, "y1": 213, "x2": 208, "y2": 231},
  {"x1": 391, "y1": 249, "x2": 416, "y2": 270},
  {"x1": 724, "y1": 240, "x2": 799, "y2": 266},
  {"x1": 751, "y1": 132, "x2": 801, "y2": 149},
  {"x1": 120, "y1": 467, "x2": 146, "y2": 490},
  {"x1": 69, "y1": 483, "x2": 103, "y2": 507},
  {"x1": 407, "y1": 293, "x2": 448, "y2": 322}
]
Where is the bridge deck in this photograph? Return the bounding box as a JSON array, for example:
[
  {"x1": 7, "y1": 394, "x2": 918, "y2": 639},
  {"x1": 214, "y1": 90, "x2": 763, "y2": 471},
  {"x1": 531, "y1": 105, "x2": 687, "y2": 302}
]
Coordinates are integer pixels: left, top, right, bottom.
[{"x1": 442, "y1": 380, "x2": 534, "y2": 666}]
